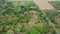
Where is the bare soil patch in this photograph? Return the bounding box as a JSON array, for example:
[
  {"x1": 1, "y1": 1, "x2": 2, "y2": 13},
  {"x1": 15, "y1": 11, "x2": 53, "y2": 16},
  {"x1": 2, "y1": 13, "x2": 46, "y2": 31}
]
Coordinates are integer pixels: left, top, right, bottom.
[{"x1": 34, "y1": 0, "x2": 55, "y2": 11}]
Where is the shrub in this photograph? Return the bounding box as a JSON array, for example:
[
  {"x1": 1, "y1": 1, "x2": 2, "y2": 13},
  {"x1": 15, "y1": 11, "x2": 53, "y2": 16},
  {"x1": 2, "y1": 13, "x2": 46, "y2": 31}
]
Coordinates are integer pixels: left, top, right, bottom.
[{"x1": 30, "y1": 27, "x2": 40, "y2": 34}]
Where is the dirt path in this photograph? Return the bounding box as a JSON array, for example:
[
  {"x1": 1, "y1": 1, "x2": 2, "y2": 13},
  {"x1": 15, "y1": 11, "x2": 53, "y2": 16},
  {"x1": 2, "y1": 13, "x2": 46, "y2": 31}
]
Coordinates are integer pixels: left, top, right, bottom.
[{"x1": 33, "y1": 0, "x2": 55, "y2": 11}]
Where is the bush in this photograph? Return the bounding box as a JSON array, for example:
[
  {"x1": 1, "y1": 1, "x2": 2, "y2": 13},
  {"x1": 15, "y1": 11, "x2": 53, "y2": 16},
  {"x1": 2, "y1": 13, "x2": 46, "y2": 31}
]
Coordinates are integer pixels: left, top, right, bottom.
[
  {"x1": 30, "y1": 27, "x2": 40, "y2": 34},
  {"x1": 14, "y1": 26, "x2": 20, "y2": 34},
  {"x1": 20, "y1": 25, "x2": 27, "y2": 32}
]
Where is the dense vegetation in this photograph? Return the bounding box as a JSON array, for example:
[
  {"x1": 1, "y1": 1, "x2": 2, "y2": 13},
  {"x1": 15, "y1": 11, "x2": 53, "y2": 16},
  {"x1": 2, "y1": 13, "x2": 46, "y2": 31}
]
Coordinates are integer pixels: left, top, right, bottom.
[
  {"x1": 49, "y1": 1, "x2": 60, "y2": 10},
  {"x1": 0, "y1": 0, "x2": 60, "y2": 34}
]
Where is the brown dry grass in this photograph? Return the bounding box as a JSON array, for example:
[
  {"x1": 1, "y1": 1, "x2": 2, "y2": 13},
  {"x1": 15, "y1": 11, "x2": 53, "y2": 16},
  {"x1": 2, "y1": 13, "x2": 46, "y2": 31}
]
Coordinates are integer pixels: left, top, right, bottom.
[{"x1": 54, "y1": 17, "x2": 60, "y2": 25}]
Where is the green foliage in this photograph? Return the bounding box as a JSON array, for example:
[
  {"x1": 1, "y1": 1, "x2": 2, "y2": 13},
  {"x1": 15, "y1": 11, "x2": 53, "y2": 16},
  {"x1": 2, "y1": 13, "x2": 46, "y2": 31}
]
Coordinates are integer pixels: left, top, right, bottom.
[
  {"x1": 12, "y1": 17, "x2": 19, "y2": 24},
  {"x1": 14, "y1": 26, "x2": 20, "y2": 32},
  {"x1": 13, "y1": 7, "x2": 20, "y2": 14},
  {"x1": 49, "y1": 17, "x2": 57, "y2": 24},
  {"x1": 26, "y1": 17, "x2": 30, "y2": 23},
  {"x1": 30, "y1": 27, "x2": 40, "y2": 34},
  {"x1": 35, "y1": 26, "x2": 48, "y2": 33},
  {"x1": 0, "y1": 0, "x2": 59, "y2": 34},
  {"x1": 55, "y1": 28, "x2": 60, "y2": 34},
  {"x1": 21, "y1": 25, "x2": 27, "y2": 32},
  {"x1": 1, "y1": 20, "x2": 9, "y2": 25},
  {"x1": 0, "y1": 1, "x2": 37, "y2": 34},
  {"x1": 0, "y1": 0, "x2": 6, "y2": 4},
  {"x1": 4, "y1": 14, "x2": 9, "y2": 18},
  {"x1": 49, "y1": 1, "x2": 60, "y2": 10},
  {"x1": 14, "y1": 26, "x2": 20, "y2": 34},
  {"x1": 46, "y1": 12, "x2": 57, "y2": 24},
  {"x1": 0, "y1": 26, "x2": 3, "y2": 31}
]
